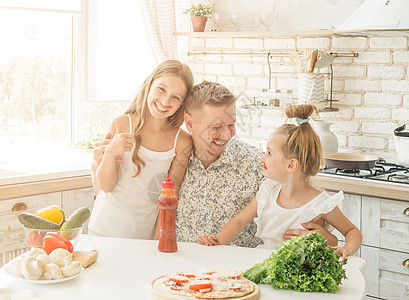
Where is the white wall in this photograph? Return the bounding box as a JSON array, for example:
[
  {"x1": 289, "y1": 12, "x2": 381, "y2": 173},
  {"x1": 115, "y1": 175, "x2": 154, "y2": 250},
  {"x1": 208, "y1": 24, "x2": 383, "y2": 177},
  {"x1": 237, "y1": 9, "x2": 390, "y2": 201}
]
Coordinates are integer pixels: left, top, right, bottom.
[
  {"x1": 204, "y1": 0, "x2": 366, "y2": 31},
  {"x1": 187, "y1": 34, "x2": 409, "y2": 163}
]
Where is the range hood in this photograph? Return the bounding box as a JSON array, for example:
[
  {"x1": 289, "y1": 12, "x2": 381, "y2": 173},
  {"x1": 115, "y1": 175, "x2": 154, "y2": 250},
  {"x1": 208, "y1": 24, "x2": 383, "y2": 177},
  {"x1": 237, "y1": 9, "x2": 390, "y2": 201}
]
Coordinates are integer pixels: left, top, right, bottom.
[{"x1": 335, "y1": 0, "x2": 409, "y2": 34}]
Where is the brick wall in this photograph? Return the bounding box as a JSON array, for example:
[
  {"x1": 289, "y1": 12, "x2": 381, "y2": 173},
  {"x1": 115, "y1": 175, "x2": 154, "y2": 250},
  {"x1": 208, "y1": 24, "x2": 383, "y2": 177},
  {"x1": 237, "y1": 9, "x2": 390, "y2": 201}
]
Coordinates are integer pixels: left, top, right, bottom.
[{"x1": 187, "y1": 35, "x2": 409, "y2": 162}]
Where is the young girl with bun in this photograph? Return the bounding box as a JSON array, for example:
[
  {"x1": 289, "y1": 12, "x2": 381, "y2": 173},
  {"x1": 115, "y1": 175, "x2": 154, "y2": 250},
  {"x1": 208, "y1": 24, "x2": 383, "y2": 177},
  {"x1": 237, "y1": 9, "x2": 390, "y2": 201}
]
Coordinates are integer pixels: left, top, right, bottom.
[
  {"x1": 89, "y1": 60, "x2": 193, "y2": 240},
  {"x1": 198, "y1": 104, "x2": 362, "y2": 259}
]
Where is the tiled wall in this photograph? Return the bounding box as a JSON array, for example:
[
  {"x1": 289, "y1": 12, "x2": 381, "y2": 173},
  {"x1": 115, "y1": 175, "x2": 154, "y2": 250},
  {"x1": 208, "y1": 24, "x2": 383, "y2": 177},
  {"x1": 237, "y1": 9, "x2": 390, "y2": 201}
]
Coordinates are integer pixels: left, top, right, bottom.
[{"x1": 187, "y1": 35, "x2": 409, "y2": 162}]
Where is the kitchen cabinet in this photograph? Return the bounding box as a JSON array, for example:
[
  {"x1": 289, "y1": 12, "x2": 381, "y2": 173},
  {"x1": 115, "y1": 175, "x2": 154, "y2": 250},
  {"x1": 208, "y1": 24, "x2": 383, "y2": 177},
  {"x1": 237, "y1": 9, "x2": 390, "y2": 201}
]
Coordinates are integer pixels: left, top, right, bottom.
[
  {"x1": 331, "y1": 192, "x2": 409, "y2": 300},
  {"x1": 0, "y1": 187, "x2": 94, "y2": 267}
]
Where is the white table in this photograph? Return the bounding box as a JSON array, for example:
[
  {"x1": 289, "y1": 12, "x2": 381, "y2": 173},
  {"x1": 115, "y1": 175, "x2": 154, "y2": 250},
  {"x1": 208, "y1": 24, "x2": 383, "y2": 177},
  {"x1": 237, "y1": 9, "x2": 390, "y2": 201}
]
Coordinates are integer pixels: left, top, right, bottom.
[{"x1": 0, "y1": 235, "x2": 366, "y2": 300}]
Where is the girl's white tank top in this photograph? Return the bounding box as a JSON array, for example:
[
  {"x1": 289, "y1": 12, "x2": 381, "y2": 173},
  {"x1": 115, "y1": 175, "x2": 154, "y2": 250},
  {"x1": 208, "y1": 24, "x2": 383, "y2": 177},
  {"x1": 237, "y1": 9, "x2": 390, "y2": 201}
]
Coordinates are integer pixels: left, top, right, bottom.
[{"x1": 88, "y1": 114, "x2": 181, "y2": 239}]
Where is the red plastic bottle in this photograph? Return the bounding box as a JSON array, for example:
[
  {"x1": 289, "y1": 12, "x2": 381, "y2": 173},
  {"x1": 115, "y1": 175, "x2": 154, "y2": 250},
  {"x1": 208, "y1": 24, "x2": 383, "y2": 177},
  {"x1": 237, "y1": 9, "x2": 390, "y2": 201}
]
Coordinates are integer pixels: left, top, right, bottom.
[{"x1": 158, "y1": 174, "x2": 178, "y2": 253}]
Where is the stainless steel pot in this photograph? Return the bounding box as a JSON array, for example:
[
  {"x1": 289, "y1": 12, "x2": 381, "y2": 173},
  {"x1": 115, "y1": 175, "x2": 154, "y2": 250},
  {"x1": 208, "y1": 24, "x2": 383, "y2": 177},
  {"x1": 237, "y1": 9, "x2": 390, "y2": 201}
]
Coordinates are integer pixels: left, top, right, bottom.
[{"x1": 323, "y1": 153, "x2": 379, "y2": 169}]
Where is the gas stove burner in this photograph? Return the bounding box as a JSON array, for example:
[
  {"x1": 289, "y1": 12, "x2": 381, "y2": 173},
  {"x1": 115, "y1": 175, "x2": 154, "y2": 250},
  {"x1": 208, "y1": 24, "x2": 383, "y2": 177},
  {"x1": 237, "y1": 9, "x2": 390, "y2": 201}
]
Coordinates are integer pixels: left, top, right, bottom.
[
  {"x1": 336, "y1": 169, "x2": 361, "y2": 175},
  {"x1": 388, "y1": 174, "x2": 409, "y2": 183}
]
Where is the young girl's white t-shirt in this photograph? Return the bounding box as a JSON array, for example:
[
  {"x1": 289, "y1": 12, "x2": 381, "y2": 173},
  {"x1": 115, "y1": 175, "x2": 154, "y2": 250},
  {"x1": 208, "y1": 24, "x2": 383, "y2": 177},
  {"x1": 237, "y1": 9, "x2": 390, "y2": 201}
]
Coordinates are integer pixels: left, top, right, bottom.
[{"x1": 254, "y1": 178, "x2": 344, "y2": 250}]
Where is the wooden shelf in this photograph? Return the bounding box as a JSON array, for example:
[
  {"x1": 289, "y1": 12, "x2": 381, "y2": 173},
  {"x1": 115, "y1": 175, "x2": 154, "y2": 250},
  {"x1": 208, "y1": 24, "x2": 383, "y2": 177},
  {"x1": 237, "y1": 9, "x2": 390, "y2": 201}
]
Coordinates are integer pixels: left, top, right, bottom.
[{"x1": 174, "y1": 30, "x2": 334, "y2": 38}]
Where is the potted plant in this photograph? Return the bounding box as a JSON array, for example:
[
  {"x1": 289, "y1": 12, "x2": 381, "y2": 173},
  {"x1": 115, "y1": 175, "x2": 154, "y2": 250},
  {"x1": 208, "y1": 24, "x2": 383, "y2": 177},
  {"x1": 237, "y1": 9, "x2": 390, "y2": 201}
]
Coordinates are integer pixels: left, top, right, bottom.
[{"x1": 183, "y1": 3, "x2": 214, "y2": 32}]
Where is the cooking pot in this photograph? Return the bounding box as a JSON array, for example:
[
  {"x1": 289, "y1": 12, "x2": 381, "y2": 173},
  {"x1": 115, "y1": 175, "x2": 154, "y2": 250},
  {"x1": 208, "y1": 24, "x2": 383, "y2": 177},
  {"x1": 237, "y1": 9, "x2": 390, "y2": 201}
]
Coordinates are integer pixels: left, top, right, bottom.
[
  {"x1": 394, "y1": 124, "x2": 409, "y2": 166},
  {"x1": 323, "y1": 153, "x2": 379, "y2": 169}
]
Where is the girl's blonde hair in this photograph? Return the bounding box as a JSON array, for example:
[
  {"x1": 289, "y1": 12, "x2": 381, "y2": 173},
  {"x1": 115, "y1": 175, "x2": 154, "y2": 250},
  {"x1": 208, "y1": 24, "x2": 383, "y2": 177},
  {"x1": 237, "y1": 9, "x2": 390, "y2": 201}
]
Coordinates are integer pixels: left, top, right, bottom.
[
  {"x1": 125, "y1": 60, "x2": 193, "y2": 176},
  {"x1": 274, "y1": 104, "x2": 322, "y2": 177}
]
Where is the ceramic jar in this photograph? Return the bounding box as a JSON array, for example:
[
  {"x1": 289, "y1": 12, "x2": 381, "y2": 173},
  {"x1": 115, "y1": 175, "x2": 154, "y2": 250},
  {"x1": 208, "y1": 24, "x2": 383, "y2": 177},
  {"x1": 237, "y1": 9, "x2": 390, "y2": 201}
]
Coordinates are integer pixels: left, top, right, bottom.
[{"x1": 311, "y1": 119, "x2": 338, "y2": 153}]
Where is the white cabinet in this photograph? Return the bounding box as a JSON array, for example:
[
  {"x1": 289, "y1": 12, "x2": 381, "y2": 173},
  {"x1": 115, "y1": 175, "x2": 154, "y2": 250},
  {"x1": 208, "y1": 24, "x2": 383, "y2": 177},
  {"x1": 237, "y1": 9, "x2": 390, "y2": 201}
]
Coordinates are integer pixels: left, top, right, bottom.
[
  {"x1": 0, "y1": 187, "x2": 94, "y2": 267},
  {"x1": 333, "y1": 193, "x2": 409, "y2": 300}
]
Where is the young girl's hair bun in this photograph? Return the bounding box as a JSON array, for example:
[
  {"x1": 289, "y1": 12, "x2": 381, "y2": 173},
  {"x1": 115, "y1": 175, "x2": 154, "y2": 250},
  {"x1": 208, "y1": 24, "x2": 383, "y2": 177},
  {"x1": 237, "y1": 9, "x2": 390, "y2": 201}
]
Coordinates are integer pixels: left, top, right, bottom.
[
  {"x1": 275, "y1": 103, "x2": 322, "y2": 177},
  {"x1": 284, "y1": 104, "x2": 319, "y2": 120}
]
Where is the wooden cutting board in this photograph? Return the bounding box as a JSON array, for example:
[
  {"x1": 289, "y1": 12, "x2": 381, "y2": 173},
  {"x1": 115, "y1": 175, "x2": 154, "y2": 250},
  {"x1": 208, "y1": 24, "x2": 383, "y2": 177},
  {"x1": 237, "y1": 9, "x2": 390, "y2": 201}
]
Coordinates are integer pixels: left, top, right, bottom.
[{"x1": 146, "y1": 275, "x2": 260, "y2": 300}]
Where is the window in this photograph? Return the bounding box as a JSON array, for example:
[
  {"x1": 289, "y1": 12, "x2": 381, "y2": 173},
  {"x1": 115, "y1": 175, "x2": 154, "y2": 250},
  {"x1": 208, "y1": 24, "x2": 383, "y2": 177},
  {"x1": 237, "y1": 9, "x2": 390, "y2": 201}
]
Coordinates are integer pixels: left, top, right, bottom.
[{"x1": 0, "y1": 0, "x2": 155, "y2": 171}]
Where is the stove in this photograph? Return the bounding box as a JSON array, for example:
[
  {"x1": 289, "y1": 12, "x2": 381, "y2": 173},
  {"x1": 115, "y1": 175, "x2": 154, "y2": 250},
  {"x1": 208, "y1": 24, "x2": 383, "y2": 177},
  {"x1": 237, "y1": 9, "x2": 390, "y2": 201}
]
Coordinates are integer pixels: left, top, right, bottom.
[{"x1": 319, "y1": 159, "x2": 409, "y2": 185}]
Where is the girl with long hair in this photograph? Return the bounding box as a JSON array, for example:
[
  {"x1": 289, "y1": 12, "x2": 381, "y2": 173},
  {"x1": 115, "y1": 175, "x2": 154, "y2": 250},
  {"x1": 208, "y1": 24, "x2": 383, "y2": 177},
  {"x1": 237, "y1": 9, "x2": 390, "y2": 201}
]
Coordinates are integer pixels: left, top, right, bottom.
[{"x1": 88, "y1": 60, "x2": 193, "y2": 239}]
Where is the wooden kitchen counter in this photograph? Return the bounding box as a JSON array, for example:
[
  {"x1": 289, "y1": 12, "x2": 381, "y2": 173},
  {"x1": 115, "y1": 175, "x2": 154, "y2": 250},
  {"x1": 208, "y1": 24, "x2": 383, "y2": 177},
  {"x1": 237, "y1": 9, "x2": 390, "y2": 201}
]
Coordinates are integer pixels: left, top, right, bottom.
[{"x1": 312, "y1": 173, "x2": 409, "y2": 202}]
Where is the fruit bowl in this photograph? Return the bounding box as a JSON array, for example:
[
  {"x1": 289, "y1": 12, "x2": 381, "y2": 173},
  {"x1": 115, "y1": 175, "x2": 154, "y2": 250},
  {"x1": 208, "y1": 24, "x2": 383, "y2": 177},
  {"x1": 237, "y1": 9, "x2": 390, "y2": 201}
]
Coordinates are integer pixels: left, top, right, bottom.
[{"x1": 23, "y1": 225, "x2": 83, "y2": 249}]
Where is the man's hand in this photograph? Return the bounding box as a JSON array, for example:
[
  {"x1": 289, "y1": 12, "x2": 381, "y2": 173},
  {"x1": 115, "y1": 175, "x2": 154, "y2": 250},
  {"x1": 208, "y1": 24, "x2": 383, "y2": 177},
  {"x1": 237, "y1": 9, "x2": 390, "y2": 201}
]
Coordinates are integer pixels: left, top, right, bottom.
[
  {"x1": 283, "y1": 222, "x2": 338, "y2": 246},
  {"x1": 197, "y1": 234, "x2": 221, "y2": 246}
]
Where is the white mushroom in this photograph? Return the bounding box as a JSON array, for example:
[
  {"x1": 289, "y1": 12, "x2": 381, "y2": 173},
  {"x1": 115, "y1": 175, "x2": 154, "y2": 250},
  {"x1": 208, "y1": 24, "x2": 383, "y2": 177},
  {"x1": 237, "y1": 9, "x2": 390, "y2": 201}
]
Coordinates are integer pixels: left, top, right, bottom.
[
  {"x1": 49, "y1": 248, "x2": 71, "y2": 268},
  {"x1": 21, "y1": 256, "x2": 43, "y2": 280},
  {"x1": 41, "y1": 263, "x2": 62, "y2": 280},
  {"x1": 36, "y1": 254, "x2": 52, "y2": 267},
  {"x1": 63, "y1": 254, "x2": 73, "y2": 266},
  {"x1": 26, "y1": 248, "x2": 46, "y2": 257},
  {"x1": 61, "y1": 261, "x2": 82, "y2": 277}
]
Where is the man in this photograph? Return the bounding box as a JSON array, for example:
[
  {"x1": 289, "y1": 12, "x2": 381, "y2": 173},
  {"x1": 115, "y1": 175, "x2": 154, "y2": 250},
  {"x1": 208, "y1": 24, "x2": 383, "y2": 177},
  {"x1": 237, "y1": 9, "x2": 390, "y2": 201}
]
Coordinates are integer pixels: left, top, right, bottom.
[
  {"x1": 92, "y1": 81, "x2": 337, "y2": 247},
  {"x1": 175, "y1": 81, "x2": 264, "y2": 247}
]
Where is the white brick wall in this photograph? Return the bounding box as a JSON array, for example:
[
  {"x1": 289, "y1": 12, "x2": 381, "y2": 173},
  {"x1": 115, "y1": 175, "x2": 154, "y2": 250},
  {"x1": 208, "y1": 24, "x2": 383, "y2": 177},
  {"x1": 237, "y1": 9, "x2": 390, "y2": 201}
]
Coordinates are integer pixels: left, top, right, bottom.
[{"x1": 187, "y1": 34, "x2": 409, "y2": 161}]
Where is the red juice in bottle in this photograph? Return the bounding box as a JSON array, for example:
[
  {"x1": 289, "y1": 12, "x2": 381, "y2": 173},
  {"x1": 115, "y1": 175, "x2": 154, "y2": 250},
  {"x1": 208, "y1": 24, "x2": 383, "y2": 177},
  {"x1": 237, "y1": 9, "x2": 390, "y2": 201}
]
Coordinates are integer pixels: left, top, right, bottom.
[{"x1": 158, "y1": 174, "x2": 178, "y2": 253}]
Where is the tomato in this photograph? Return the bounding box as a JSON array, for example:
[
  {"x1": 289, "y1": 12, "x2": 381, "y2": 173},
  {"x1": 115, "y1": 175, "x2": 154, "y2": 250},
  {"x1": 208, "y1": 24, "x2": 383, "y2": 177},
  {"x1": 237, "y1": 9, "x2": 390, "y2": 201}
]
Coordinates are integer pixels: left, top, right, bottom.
[
  {"x1": 28, "y1": 231, "x2": 45, "y2": 247},
  {"x1": 189, "y1": 282, "x2": 213, "y2": 291},
  {"x1": 178, "y1": 272, "x2": 195, "y2": 278},
  {"x1": 168, "y1": 277, "x2": 189, "y2": 284},
  {"x1": 28, "y1": 231, "x2": 39, "y2": 246},
  {"x1": 41, "y1": 232, "x2": 73, "y2": 254}
]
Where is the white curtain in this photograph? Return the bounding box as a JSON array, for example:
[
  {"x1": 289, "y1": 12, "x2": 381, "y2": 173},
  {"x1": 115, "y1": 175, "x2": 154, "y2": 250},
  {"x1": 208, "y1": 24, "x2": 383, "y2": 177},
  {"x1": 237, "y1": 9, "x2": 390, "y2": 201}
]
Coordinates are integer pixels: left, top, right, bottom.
[{"x1": 138, "y1": 0, "x2": 190, "y2": 63}]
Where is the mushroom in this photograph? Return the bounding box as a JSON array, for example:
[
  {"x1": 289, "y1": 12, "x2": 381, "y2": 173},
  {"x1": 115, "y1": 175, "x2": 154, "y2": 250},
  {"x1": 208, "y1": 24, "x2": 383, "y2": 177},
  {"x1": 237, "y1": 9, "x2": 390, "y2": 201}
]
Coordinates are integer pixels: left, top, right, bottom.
[
  {"x1": 41, "y1": 263, "x2": 62, "y2": 280},
  {"x1": 21, "y1": 256, "x2": 43, "y2": 280},
  {"x1": 61, "y1": 261, "x2": 82, "y2": 277},
  {"x1": 36, "y1": 254, "x2": 52, "y2": 267},
  {"x1": 49, "y1": 248, "x2": 71, "y2": 268},
  {"x1": 63, "y1": 254, "x2": 73, "y2": 266},
  {"x1": 26, "y1": 248, "x2": 46, "y2": 257}
]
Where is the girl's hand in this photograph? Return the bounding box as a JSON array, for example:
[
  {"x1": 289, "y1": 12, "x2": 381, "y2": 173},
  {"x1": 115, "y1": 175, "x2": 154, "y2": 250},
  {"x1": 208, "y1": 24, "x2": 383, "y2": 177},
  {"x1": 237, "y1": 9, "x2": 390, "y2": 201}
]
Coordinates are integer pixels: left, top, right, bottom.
[
  {"x1": 332, "y1": 246, "x2": 349, "y2": 260},
  {"x1": 197, "y1": 234, "x2": 220, "y2": 246},
  {"x1": 105, "y1": 121, "x2": 134, "y2": 157},
  {"x1": 92, "y1": 133, "x2": 112, "y2": 171},
  {"x1": 283, "y1": 222, "x2": 338, "y2": 246}
]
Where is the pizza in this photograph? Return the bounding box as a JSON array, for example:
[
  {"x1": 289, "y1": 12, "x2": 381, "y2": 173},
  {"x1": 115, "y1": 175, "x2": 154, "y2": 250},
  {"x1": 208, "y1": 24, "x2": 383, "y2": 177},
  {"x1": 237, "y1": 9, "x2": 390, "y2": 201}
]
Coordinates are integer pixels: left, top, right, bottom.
[{"x1": 161, "y1": 270, "x2": 255, "y2": 299}]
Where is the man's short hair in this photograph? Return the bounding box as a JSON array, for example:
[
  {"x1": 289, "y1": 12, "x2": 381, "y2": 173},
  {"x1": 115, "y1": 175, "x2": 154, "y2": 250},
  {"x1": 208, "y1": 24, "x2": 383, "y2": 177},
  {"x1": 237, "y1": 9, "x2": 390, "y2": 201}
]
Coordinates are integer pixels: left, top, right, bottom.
[{"x1": 185, "y1": 81, "x2": 237, "y2": 113}]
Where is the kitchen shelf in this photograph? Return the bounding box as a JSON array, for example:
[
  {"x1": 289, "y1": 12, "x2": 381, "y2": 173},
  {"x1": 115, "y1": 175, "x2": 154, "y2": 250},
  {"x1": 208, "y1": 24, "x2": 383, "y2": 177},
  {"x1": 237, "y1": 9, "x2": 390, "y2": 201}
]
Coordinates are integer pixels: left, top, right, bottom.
[{"x1": 174, "y1": 30, "x2": 335, "y2": 38}]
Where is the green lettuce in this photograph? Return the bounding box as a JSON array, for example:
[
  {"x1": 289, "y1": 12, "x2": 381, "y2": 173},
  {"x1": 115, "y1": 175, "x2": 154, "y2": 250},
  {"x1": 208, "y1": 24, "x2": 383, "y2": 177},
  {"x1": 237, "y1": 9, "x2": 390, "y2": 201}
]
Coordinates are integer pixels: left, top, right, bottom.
[{"x1": 243, "y1": 232, "x2": 347, "y2": 293}]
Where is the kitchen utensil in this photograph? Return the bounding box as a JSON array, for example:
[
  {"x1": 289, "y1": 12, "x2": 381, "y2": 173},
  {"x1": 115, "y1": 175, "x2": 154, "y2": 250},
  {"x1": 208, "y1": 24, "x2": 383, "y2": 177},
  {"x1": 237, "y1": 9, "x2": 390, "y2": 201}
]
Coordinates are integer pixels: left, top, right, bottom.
[
  {"x1": 314, "y1": 52, "x2": 335, "y2": 73},
  {"x1": 323, "y1": 153, "x2": 379, "y2": 169},
  {"x1": 299, "y1": 50, "x2": 311, "y2": 73},
  {"x1": 394, "y1": 124, "x2": 409, "y2": 166},
  {"x1": 306, "y1": 49, "x2": 318, "y2": 73},
  {"x1": 290, "y1": 51, "x2": 303, "y2": 73}
]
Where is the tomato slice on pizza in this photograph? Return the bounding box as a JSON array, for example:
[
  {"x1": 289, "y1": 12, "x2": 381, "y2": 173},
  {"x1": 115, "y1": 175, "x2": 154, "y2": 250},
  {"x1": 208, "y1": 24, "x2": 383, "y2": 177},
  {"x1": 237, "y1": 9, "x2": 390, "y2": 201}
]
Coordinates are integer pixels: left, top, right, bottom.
[{"x1": 162, "y1": 270, "x2": 255, "y2": 299}]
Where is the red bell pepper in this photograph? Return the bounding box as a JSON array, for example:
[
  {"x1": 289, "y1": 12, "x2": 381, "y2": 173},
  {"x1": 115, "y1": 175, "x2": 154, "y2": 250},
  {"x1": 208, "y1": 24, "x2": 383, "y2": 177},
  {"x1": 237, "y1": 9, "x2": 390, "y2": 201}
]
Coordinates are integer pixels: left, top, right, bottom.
[{"x1": 42, "y1": 232, "x2": 73, "y2": 254}]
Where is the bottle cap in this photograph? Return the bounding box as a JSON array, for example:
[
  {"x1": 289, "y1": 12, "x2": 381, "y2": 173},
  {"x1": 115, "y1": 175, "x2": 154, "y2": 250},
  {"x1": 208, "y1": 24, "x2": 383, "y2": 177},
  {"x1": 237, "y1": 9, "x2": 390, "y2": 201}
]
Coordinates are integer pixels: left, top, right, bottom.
[{"x1": 161, "y1": 174, "x2": 174, "y2": 188}]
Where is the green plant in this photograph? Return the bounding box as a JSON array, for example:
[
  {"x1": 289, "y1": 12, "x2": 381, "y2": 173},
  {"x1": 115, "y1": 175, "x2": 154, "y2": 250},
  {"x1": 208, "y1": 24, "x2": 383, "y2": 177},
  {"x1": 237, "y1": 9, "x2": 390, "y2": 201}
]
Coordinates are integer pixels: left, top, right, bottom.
[
  {"x1": 183, "y1": 3, "x2": 213, "y2": 17},
  {"x1": 243, "y1": 233, "x2": 347, "y2": 293},
  {"x1": 76, "y1": 126, "x2": 105, "y2": 150}
]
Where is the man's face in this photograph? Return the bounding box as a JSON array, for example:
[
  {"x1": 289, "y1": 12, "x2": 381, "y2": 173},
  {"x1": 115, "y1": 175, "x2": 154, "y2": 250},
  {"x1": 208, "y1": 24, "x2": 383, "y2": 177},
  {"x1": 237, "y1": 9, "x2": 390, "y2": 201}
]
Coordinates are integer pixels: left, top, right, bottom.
[{"x1": 186, "y1": 104, "x2": 236, "y2": 163}]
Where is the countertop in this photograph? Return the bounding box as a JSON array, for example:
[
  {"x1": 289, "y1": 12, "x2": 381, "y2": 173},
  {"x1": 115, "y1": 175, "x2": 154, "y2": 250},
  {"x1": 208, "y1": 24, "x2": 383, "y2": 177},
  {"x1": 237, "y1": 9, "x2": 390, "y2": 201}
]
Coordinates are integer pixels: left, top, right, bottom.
[{"x1": 0, "y1": 234, "x2": 366, "y2": 300}]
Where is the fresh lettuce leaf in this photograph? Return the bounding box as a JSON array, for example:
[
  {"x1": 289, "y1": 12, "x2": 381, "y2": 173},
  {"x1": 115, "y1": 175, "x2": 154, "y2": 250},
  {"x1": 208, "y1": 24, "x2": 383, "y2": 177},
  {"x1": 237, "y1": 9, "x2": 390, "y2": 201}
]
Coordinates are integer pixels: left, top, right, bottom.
[{"x1": 243, "y1": 233, "x2": 347, "y2": 293}]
